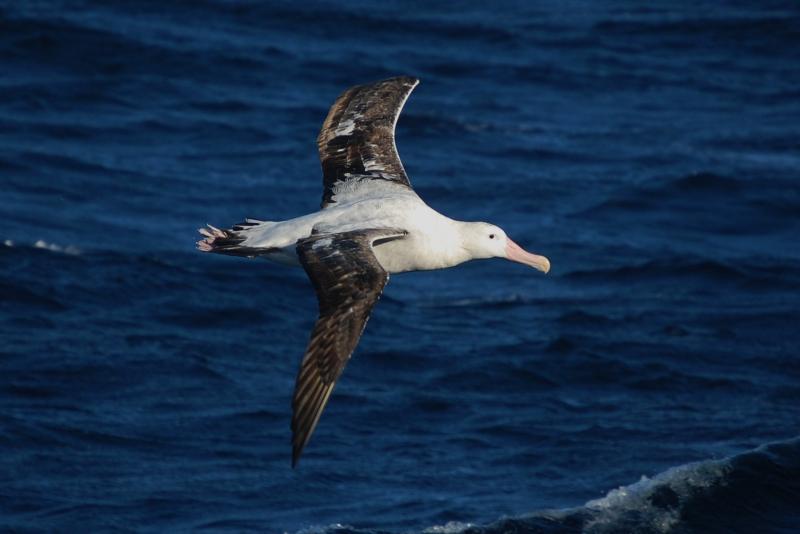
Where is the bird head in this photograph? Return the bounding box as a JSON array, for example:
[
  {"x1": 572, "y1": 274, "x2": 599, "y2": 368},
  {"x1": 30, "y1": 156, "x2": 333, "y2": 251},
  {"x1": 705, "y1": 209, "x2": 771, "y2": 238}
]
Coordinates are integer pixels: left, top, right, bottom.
[{"x1": 463, "y1": 222, "x2": 550, "y2": 273}]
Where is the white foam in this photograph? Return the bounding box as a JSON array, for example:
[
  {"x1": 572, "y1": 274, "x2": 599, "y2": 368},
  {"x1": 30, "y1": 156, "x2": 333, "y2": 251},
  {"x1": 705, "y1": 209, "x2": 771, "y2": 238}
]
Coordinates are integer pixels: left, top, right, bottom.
[
  {"x1": 423, "y1": 521, "x2": 474, "y2": 533},
  {"x1": 582, "y1": 457, "x2": 730, "y2": 533},
  {"x1": 33, "y1": 239, "x2": 81, "y2": 255},
  {"x1": 289, "y1": 523, "x2": 351, "y2": 534}
]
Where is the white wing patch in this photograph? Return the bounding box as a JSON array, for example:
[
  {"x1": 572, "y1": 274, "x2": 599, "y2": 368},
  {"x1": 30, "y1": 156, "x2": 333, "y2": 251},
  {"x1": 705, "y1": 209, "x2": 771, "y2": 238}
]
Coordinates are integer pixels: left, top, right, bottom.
[
  {"x1": 328, "y1": 178, "x2": 416, "y2": 206},
  {"x1": 334, "y1": 117, "x2": 358, "y2": 136},
  {"x1": 363, "y1": 143, "x2": 386, "y2": 172},
  {"x1": 312, "y1": 237, "x2": 333, "y2": 249}
]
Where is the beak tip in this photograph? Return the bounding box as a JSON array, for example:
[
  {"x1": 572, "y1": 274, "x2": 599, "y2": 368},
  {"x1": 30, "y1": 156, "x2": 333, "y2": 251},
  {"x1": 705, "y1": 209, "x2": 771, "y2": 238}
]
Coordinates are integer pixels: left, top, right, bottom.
[{"x1": 540, "y1": 259, "x2": 551, "y2": 274}]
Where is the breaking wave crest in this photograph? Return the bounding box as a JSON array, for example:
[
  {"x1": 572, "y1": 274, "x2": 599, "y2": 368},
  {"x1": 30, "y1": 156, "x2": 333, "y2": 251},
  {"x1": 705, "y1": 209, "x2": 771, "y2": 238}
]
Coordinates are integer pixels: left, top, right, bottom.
[{"x1": 297, "y1": 438, "x2": 800, "y2": 534}]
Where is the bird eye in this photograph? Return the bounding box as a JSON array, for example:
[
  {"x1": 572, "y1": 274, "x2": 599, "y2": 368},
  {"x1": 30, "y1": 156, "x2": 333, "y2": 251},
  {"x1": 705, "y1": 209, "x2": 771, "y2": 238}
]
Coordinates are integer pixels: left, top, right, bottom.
[{"x1": 489, "y1": 234, "x2": 496, "y2": 239}]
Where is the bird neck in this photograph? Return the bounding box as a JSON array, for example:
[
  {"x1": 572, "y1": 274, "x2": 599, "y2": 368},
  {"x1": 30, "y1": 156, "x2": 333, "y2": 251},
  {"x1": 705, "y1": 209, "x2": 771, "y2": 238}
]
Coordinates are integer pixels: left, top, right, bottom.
[{"x1": 443, "y1": 220, "x2": 484, "y2": 267}]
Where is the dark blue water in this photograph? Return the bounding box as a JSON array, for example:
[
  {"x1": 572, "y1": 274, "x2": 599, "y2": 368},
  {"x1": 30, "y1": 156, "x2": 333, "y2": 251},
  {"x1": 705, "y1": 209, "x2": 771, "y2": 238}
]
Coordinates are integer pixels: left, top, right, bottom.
[{"x1": 2, "y1": 1, "x2": 800, "y2": 532}]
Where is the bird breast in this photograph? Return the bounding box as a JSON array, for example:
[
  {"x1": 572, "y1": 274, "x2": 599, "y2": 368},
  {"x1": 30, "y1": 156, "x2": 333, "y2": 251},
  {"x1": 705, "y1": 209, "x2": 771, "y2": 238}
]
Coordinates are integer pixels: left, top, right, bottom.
[{"x1": 372, "y1": 210, "x2": 468, "y2": 273}]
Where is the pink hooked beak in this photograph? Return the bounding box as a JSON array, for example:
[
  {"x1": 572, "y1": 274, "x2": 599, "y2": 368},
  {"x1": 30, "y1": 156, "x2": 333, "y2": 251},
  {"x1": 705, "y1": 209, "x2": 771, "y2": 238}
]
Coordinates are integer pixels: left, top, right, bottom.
[{"x1": 505, "y1": 239, "x2": 550, "y2": 273}]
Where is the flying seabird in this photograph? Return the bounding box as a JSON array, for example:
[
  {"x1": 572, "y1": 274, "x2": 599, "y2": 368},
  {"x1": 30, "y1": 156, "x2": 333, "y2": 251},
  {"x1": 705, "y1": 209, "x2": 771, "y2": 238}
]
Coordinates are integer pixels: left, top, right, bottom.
[{"x1": 197, "y1": 76, "x2": 550, "y2": 467}]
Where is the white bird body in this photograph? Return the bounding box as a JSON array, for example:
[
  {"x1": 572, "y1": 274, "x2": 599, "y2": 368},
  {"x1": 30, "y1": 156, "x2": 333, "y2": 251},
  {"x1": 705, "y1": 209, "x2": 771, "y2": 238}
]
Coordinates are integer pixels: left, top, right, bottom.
[
  {"x1": 197, "y1": 76, "x2": 550, "y2": 466},
  {"x1": 232, "y1": 184, "x2": 471, "y2": 273}
]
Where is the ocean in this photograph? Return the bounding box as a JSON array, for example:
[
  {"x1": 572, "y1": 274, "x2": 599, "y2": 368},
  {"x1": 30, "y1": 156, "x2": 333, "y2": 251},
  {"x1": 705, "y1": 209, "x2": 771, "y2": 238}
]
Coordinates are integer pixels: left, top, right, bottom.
[{"x1": 1, "y1": 1, "x2": 799, "y2": 532}]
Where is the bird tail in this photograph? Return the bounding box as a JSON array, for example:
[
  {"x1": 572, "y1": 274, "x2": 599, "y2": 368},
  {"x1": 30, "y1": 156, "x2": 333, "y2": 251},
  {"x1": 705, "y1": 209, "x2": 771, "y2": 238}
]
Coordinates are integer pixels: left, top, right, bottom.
[{"x1": 196, "y1": 219, "x2": 276, "y2": 257}]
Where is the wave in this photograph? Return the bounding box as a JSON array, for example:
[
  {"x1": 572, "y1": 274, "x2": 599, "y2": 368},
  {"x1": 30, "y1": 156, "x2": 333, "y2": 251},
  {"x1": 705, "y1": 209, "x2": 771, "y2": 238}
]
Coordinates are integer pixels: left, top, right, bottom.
[
  {"x1": 481, "y1": 438, "x2": 800, "y2": 534},
  {"x1": 580, "y1": 172, "x2": 746, "y2": 217},
  {"x1": 2, "y1": 238, "x2": 81, "y2": 255},
  {"x1": 575, "y1": 170, "x2": 800, "y2": 245},
  {"x1": 579, "y1": 171, "x2": 800, "y2": 217},
  {"x1": 294, "y1": 437, "x2": 800, "y2": 534},
  {"x1": 564, "y1": 256, "x2": 800, "y2": 289}
]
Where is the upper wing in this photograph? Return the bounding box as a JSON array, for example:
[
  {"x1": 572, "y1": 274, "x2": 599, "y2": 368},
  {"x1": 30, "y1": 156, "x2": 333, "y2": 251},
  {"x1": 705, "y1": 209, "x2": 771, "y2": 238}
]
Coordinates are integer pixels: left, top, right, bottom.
[
  {"x1": 317, "y1": 76, "x2": 419, "y2": 208},
  {"x1": 292, "y1": 228, "x2": 406, "y2": 467}
]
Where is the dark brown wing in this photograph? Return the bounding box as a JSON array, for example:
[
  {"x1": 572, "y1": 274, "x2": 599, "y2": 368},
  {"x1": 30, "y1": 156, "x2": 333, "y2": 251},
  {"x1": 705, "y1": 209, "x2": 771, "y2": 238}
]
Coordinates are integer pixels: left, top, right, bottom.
[
  {"x1": 317, "y1": 76, "x2": 419, "y2": 208},
  {"x1": 292, "y1": 228, "x2": 406, "y2": 467}
]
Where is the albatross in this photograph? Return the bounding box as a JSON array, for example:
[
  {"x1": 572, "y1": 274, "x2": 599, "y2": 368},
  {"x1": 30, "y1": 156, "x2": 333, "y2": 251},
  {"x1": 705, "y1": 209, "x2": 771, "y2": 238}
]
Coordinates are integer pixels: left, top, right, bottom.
[{"x1": 197, "y1": 76, "x2": 550, "y2": 466}]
